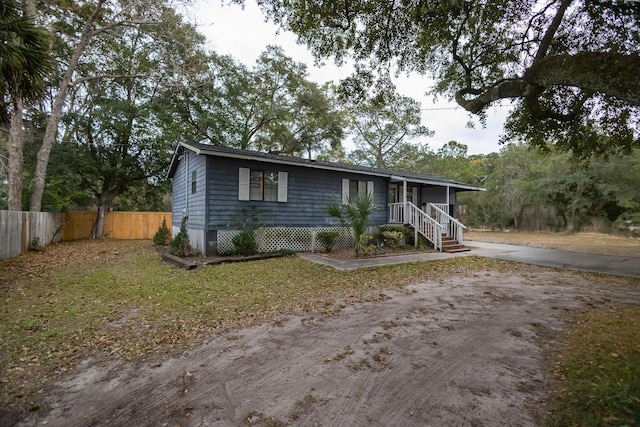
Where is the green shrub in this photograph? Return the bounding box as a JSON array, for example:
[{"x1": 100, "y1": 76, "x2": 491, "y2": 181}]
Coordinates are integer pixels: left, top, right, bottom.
[
  {"x1": 317, "y1": 231, "x2": 340, "y2": 252},
  {"x1": 232, "y1": 228, "x2": 258, "y2": 256},
  {"x1": 382, "y1": 230, "x2": 404, "y2": 248},
  {"x1": 378, "y1": 224, "x2": 406, "y2": 233},
  {"x1": 379, "y1": 224, "x2": 412, "y2": 244},
  {"x1": 153, "y1": 217, "x2": 171, "y2": 245},
  {"x1": 29, "y1": 237, "x2": 43, "y2": 252},
  {"x1": 170, "y1": 218, "x2": 193, "y2": 257}
]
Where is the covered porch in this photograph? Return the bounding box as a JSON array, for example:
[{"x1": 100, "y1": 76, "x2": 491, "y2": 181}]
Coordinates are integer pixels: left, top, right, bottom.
[{"x1": 386, "y1": 175, "x2": 481, "y2": 252}]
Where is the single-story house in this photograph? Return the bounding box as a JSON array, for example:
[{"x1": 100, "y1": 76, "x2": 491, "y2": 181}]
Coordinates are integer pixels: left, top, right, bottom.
[{"x1": 167, "y1": 141, "x2": 484, "y2": 255}]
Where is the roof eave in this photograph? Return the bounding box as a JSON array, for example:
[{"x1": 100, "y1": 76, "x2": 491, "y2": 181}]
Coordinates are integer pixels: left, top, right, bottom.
[
  {"x1": 180, "y1": 141, "x2": 391, "y2": 178},
  {"x1": 171, "y1": 141, "x2": 486, "y2": 191}
]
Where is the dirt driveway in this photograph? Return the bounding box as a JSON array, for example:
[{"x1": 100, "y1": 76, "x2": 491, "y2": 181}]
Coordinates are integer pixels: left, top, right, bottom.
[{"x1": 19, "y1": 269, "x2": 640, "y2": 427}]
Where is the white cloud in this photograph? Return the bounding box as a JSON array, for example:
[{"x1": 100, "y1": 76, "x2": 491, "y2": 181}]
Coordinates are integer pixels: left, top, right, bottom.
[{"x1": 191, "y1": 0, "x2": 508, "y2": 155}]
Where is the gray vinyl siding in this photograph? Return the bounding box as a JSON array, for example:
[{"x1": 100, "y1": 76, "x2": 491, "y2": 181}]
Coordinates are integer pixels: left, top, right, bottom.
[
  {"x1": 170, "y1": 151, "x2": 207, "y2": 230},
  {"x1": 171, "y1": 161, "x2": 186, "y2": 228},
  {"x1": 206, "y1": 157, "x2": 388, "y2": 230}
]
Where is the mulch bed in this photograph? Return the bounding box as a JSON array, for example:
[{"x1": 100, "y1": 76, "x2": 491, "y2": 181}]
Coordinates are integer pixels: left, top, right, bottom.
[
  {"x1": 156, "y1": 246, "x2": 286, "y2": 270},
  {"x1": 316, "y1": 246, "x2": 434, "y2": 260}
]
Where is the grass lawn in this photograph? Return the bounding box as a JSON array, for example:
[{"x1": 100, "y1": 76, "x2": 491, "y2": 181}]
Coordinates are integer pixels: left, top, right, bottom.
[
  {"x1": 467, "y1": 231, "x2": 640, "y2": 256},
  {"x1": 1, "y1": 238, "x2": 639, "y2": 424},
  {"x1": 0, "y1": 239, "x2": 512, "y2": 412},
  {"x1": 546, "y1": 307, "x2": 640, "y2": 426}
]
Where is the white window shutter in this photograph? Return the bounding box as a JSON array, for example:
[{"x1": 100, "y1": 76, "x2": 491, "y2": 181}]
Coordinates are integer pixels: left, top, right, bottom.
[
  {"x1": 238, "y1": 168, "x2": 250, "y2": 201},
  {"x1": 277, "y1": 172, "x2": 288, "y2": 202},
  {"x1": 367, "y1": 181, "x2": 374, "y2": 197},
  {"x1": 342, "y1": 179, "x2": 350, "y2": 204},
  {"x1": 412, "y1": 187, "x2": 418, "y2": 204}
]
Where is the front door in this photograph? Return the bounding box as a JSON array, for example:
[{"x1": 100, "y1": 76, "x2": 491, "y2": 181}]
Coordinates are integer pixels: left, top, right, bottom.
[
  {"x1": 388, "y1": 183, "x2": 419, "y2": 205},
  {"x1": 388, "y1": 184, "x2": 399, "y2": 204},
  {"x1": 407, "y1": 186, "x2": 418, "y2": 206}
]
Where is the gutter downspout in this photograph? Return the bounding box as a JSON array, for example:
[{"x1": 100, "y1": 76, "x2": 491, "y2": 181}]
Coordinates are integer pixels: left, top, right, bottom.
[{"x1": 184, "y1": 150, "x2": 189, "y2": 222}]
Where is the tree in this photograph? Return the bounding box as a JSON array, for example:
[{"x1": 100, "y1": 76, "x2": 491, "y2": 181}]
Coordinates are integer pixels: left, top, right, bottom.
[
  {"x1": 50, "y1": 3, "x2": 206, "y2": 237},
  {"x1": 382, "y1": 142, "x2": 434, "y2": 173},
  {"x1": 254, "y1": 81, "x2": 346, "y2": 158},
  {"x1": 1, "y1": 0, "x2": 50, "y2": 210},
  {"x1": 347, "y1": 92, "x2": 432, "y2": 168},
  {"x1": 432, "y1": 141, "x2": 475, "y2": 183},
  {"x1": 28, "y1": 0, "x2": 195, "y2": 212},
  {"x1": 246, "y1": 0, "x2": 640, "y2": 157},
  {"x1": 28, "y1": 0, "x2": 108, "y2": 212},
  {"x1": 169, "y1": 46, "x2": 347, "y2": 157}
]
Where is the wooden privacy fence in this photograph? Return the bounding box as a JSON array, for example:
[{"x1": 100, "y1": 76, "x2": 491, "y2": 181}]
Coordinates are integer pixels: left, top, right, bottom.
[
  {"x1": 0, "y1": 211, "x2": 171, "y2": 260},
  {"x1": 62, "y1": 211, "x2": 172, "y2": 241},
  {"x1": 0, "y1": 211, "x2": 63, "y2": 260}
]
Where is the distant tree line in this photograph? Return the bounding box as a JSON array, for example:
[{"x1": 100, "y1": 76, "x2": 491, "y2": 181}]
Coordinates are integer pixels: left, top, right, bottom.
[{"x1": 456, "y1": 144, "x2": 640, "y2": 233}]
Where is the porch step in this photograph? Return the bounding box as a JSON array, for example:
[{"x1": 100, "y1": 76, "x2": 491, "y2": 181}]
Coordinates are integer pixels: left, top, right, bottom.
[{"x1": 441, "y1": 237, "x2": 471, "y2": 253}]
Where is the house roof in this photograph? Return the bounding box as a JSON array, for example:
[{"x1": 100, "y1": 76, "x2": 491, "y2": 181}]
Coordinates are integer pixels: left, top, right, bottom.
[{"x1": 168, "y1": 141, "x2": 485, "y2": 192}]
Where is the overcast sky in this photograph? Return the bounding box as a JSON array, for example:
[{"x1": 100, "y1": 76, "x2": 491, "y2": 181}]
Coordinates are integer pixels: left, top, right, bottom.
[{"x1": 191, "y1": 0, "x2": 510, "y2": 155}]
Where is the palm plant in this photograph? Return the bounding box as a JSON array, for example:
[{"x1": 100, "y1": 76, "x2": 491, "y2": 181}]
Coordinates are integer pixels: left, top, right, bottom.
[
  {"x1": 0, "y1": 0, "x2": 50, "y2": 105},
  {"x1": 327, "y1": 191, "x2": 379, "y2": 257}
]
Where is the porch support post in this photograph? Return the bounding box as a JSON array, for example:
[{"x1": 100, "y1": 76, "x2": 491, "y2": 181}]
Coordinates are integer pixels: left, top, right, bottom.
[
  {"x1": 402, "y1": 179, "x2": 407, "y2": 223},
  {"x1": 446, "y1": 185, "x2": 450, "y2": 207}
]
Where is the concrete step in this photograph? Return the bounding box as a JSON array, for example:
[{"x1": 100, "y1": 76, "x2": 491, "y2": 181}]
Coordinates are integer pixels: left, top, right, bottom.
[{"x1": 442, "y1": 246, "x2": 472, "y2": 253}]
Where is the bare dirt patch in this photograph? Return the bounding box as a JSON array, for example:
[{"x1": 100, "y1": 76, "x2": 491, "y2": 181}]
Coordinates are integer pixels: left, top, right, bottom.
[
  {"x1": 467, "y1": 231, "x2": 640, "y2": 256},
  {"x1": 17, "y1": 270, "x2": 640, "y2": 426}
]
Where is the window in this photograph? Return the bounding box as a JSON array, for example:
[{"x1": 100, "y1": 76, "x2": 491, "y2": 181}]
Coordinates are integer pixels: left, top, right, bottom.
[
  {"x1": 249, "y1": 170, "x2": 278, "y2": 201},
  {"x1": 191, "y1": 170, "x2": 197, "y2": 194},
  {"x1": 264, "y1": 172, "x2": 278, "y2": 201},
  {"x1": 239, "y1": 168, "x2": 288, "y2": 202},
  {"x1": 349, "y1": 180, "x2": 368, "y2": 201},
  {"x1": 342, "y1": 179, "x2": 374, "y2": 204},
  {"x1": 250, "y1": 170, "x2": 263, "y2": 200}
]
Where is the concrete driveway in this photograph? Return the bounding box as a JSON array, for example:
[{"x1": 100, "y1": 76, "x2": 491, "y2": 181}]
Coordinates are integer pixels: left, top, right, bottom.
[
  {"x1": 466, "y1": 240, "x2": 640, "y2": 278},
  {"x1": 300, "y1": 241, "x2": 640, "y2": 278}
]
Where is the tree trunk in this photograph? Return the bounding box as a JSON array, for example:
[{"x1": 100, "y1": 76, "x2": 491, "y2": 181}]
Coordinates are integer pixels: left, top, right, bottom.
[
  {"x1": 90, "y1": 203, "x2": 109, "y2": 239},
  {"x1": 8, "y1": 97, "x2": 24, "y2": 211},
  {"x1": 29, "y1": 0, "x2": 106, "y2": 212}
]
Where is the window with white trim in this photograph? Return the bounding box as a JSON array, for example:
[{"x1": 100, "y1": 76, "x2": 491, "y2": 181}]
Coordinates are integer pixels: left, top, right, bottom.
[
  {"x1": 239, "y1": 168, "x2": 288, "y2": 202},
  {"x1": 342, "y1": 178, "x2": 374, "y2": 204},
  {"x1": 191, "y1": 170, "x2": 197, "y2": 194}
]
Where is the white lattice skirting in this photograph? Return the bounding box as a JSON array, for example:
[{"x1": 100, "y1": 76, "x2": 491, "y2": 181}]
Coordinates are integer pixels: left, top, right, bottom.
[{"x1": 217, "y1": 226, "x2": 357, "y2": 253}]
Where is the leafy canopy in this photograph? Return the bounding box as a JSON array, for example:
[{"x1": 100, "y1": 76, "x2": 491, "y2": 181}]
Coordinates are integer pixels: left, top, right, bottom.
[
  {"x1": 245, "y1": 0, "x2": 640, "y2": 157},
  {"x1": 348, "y1": 91, "x2": 433, "y2": 168}
]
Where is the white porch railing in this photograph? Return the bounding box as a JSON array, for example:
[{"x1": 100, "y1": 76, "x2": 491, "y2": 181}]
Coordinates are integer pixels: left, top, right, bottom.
[
  {"x1": 431, "y1": 203, "x2": 448, "y2": 213},
  {"x1": 426, "y1": 203, "x2": 467, "y2": 244},
  {"x1": 387, "y1": 202, "x2": 465, "y2": 251},
  {"x1": 406, "y1": 203, "x2": 443, "y2": 251},
  {"x1": 388, "y1": 202, "x2": 404, "y2": 223}
]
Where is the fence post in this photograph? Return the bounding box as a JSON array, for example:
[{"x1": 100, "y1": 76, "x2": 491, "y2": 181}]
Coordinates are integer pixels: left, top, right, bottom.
[
  {"x1": 310, "y1": 229, "x2": 316, "y2": 253},
  {"x1": 21, "y1": 212, "x2": 29, "y2": 253}
]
